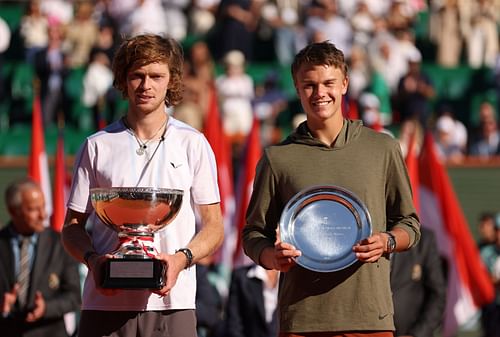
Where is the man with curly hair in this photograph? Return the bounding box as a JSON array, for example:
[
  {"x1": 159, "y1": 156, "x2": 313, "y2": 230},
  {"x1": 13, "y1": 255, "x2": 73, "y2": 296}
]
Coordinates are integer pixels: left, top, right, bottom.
[{"x1": 62, "y1": 34, "x2": 224, "y2": 337}]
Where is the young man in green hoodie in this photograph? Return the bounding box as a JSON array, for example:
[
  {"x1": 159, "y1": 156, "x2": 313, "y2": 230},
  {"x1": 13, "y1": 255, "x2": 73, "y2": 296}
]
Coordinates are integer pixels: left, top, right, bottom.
[{"x1": 242, "y1": 41, "x2": 421, "y2": 337}]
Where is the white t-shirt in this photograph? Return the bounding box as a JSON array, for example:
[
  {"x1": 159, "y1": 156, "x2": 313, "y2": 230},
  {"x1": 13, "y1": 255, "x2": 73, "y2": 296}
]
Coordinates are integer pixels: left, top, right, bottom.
[{"x1": 67, "y1": 116, "x2": 220, "y2": 311}]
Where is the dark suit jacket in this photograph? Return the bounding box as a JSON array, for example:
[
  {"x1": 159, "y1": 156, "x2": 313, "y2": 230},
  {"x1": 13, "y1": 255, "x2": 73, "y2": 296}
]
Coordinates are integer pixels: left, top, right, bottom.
[
  {"x1": 0, "y1": 225, "x2": 81, "y2": 337},
  {"x1": 391, "y1": 227, "x2": 447, "y2": 337},
  {"x1": 224, "y1": 265, "x2": 278, "y2": 337}
]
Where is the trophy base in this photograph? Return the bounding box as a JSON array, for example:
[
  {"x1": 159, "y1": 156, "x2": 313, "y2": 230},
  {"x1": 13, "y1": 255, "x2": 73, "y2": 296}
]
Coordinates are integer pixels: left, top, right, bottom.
[{"x1": 102, "y1": 258, "x2": 165, "y2": 289}]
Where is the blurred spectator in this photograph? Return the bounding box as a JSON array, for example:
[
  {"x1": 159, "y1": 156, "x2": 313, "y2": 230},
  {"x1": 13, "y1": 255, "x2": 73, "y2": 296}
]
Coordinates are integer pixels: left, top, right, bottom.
[
  {"x1": 163, "y1": 0, "x2": 190, "y2": 41},
  {"x1": 63, "y1": 1, "x2": 99, "y2": 68},
  {"x1": 396, "y1": 50, "x2": 436, "y2": 126},
  {"x1": 391, "y1": 226, "x2": 447, "y2": 337},
  {"x1": 40, "y1": 0, "x2": 74, "y2": 25},
  {"x1": 468, "y1": 113, "x2": 500, "y2": 158},
  {"x1": 214, "y1": 0, "x2": 263, "y2": 62},
  {"x1": 305, "y1": 0, "x2": 353, "y2": 58},
  {"x1": 253, "y1": 71, "x2": 289, "y2": 146},
  {"x1": 347, "y1": 44, "x2": 371, "y2": 101},
  {"x1": 436, "y1": 103, "x2": 468, "y2": 152},
  {"x1": 215, "y1": 50, "x2": 254, "y2": 146},
  {"x1": 394, "y1": 29, "x2": 422, "y2": 66},
  {"x1": 19, "y1": 0, "x2": 49, "y2": 65},
  {"x1": 125, "y1": 0, "x2": 168, "y2": 37},
  {"x1": 90, "y1": 23, "x2": 118, "y2": 65},
  {"x1": 479, "y1": 214, "x2": 500, "y2": 337},
  {"x1": 465, "y1": 0, "x2": 498, "y2": 69},
  {"x1": 398, "y1": 118, "x2": 423, "y2": 158},
  {"x1": 175, "y1": 40, "x2": 216, "y2": 130},
  {"x1": 223, "y1": 264, "x2": 279, "y2": 337},
  {"x1": 34, "y1": 22, "x2": 69, "y2": 126},
  {"x1": 477, "y1": 212, "x2": 498, "y2": 249},
  {"x1": 260, "y1": 0, "x2": 306, "y2": 66},
  {"x1": 434, "y1": 114, "x2": 466, "y2": 164},
  {"x1": 430, "y1": 0, "x2": 463, "y2": 68},
  {"x1": 349, "y1": 1, "x2": 376, "y2": 47},
  {"x1": 188, "y1": 0, "x2": 221, "y2": 36},
  {"x1": 82, "y1": 50, "x2": 114, "y2": 127},
  {"x1": 368, "y1": 28, "x2": 408, "y2": 95},
  {"x1": 386, "y1": 0, "x2": 415, "y2": 33},
  {"x1": 359, "y1": 92, "x2": 393, "y2": 136},
  {"x1": 101, "y1": 0, "x2": 139, "y2": 37}
]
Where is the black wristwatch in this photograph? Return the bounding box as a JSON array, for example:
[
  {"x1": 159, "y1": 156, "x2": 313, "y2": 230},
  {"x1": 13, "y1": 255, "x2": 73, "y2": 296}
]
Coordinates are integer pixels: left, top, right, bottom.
[
  {"x1": 383, "y1": 232, "x2": 396, "y2": 254},
  {"x1": 176, "y1": 248, "x2": 193, "y2": 269}
]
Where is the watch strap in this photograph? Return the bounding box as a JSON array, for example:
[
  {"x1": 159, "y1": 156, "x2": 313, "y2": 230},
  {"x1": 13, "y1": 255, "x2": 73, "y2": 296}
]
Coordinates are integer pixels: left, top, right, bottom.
[
  {"x1": 176, "y1": 248, "x2": 193, "y2": 269},
  {"x1": 383, "y1": 231, "x2": 396, "y2": 253}
]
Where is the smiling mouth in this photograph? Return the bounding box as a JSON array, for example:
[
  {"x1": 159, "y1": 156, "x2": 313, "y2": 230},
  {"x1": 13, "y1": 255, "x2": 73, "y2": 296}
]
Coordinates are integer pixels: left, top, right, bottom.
[{"x1": 312, "y1": 101, "x2": 331, "y2": 106}]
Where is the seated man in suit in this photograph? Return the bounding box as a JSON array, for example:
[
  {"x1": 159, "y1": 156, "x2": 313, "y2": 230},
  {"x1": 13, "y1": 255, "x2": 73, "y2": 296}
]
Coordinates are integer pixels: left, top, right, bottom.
[{"x1": 0, "y1": 178, "x2": 81, "y2": 337}]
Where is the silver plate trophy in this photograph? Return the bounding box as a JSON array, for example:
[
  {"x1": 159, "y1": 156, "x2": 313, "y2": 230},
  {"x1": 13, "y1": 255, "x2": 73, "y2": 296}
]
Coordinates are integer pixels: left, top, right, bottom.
[
  {"x1": 91, "y1": 187, "x2": 183, "y2": 289},
  {"x1": 280, "y1": 185, "x2": 372, "y2": 272}
]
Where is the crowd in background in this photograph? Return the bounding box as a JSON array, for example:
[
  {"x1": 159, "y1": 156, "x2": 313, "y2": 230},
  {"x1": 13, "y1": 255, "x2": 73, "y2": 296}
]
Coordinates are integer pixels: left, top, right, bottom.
[{"x1": 0, "y1": 0, "x2": 499, "y2": 164}]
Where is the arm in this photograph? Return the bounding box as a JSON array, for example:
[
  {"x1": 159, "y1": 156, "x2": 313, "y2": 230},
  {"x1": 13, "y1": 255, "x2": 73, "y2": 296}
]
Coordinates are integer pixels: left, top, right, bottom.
[
  {"x1": 243, "y1": 155, "x2": 301, "y2": 272},
  {"x1": 354, "y1": 140, "x2": 420, "y2": 262},
  {"x1": 185, "y1": 203, "x2": 224, "y2": 265},
  {"x1": 61, "y1": 209, "x2": 113, "y2": 295},
  {"x1": 156, "y1": 203, "x2": 224, "y2": 296},
  {"x1": 61, "y1": 209, "x2": 92, "y2": 264}
]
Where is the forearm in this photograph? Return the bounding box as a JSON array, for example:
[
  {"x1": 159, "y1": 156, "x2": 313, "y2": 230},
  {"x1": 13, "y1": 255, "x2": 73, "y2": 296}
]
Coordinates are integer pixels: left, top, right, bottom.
[
  {"x1": 390, "y1": 227, "x2": 412, "y2": 252},
  {"x1": 185, "y1": 203, "x2": 224, "y2": 265},
  {"x1": 61, "y1": 209, "x2": 93, "y2": 264}
]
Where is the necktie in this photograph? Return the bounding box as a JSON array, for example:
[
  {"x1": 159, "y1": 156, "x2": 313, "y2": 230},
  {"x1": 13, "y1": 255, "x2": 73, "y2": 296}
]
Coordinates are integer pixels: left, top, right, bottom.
[{"x1": 17, "y1": 237, "x2": 31, "y2": 308}]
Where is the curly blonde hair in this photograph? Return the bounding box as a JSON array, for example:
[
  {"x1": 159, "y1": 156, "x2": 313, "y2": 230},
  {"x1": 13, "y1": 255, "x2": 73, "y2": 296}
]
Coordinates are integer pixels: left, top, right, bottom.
[{"x1": 112, "y1": 34, "x2": 184, "y2": 107}]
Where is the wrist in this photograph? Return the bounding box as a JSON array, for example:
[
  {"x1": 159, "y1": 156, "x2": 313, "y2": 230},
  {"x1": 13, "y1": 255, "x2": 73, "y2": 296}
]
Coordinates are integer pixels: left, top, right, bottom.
[
  {"x1": 175, "y1": 248, "x2": 193, "y2": 269},
  {"x1": 383, "y1": 231, "x2": 396, "y2": 254}
]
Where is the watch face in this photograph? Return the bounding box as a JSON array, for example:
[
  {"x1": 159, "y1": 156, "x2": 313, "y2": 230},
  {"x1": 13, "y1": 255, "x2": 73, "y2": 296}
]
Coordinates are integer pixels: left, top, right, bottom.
[{"x1": 388, "y1": 236, "x2": 396, "y2": 252}]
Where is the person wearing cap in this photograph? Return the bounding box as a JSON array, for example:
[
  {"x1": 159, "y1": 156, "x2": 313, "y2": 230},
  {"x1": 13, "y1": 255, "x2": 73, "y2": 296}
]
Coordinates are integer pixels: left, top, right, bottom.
[
  {"x1": 479, "y1": 214, "x2": 500, "y2": 337},
  {"x1": 215, "y1": 49, "x2": 254, "y2": 154},
  {"x1": 434, "y1": 115, "x2": 465, "y2": 164}
]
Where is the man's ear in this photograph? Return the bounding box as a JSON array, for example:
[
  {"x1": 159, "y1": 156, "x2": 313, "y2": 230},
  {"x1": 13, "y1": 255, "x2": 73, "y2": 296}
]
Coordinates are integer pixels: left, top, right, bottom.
[{"x1": 342, "y1": 76, "x2": 349, "y2": 95}]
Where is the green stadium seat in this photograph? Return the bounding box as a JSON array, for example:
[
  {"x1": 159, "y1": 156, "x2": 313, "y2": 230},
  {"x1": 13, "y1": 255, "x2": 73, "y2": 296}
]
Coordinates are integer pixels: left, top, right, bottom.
[
  {"x1": 0, "y1": 3, "x2": 25, "y2": 31},
  {"x1": 0, "y1": 124, "x2": 31, "y2": 156}
]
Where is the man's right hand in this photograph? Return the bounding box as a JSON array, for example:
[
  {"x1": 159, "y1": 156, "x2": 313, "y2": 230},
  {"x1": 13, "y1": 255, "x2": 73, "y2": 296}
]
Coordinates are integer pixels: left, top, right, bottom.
[
  {"x1": 260, "y1": 240, "x2": 301, "y2": 272},
  {"x1": 1, "y1": 284, "x2": 19, "y2": 316}
]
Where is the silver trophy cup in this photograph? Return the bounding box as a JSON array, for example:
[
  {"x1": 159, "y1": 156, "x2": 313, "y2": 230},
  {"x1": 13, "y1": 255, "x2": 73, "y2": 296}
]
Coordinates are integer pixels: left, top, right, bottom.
[{"x1": 90, "y1": 187, "x2": 183, "y2": 289}]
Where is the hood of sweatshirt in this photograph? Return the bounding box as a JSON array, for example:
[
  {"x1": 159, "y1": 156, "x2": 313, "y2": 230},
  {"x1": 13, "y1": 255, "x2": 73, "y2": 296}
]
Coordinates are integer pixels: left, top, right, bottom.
[{"x1": 285, "y1": 119, "x2": 364, "y2": 149}]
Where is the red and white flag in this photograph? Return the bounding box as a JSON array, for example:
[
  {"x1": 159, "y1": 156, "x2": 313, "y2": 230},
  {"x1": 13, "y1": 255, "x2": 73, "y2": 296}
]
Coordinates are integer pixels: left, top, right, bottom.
[
  {"x1": 418, "y1": 133, "x2": 495, "y2": 337},
  {"x1": 203, "y1": 86, "x2": 235, "y2": 271},
  {"x1": 28, "y1": 94, "x2": 52, "y2": 219},
  {"x1": 51, "y1": 126, "x2": 68, "y2": 232},
  {"x1": 404, "y1": 127, "x2": 420, "y2": 213},
  {"x1": 232, "y1": 117, "x2": 262, "y2": 267}
]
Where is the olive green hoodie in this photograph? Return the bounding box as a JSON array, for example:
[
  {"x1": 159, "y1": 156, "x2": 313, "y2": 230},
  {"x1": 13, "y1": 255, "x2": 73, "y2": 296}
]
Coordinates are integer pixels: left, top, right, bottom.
[{"x1": 243, "y1": 119, "x2": 420, "y2": 333}]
